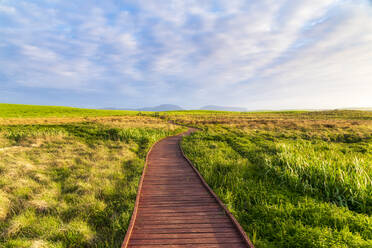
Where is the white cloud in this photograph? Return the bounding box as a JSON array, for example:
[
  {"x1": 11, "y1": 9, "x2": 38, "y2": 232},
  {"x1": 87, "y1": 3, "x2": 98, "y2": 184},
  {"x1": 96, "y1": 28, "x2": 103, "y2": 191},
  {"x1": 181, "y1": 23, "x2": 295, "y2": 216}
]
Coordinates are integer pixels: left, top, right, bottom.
[
  {"x1": 21, "y1": 45, "x2": 58, "y2": 61},
  {"x1": 0, "y1": 0, "x2": 371, "y2": 108},
  {"x1": 0, "y1": 5, "x2": 15, "y2": 14}
]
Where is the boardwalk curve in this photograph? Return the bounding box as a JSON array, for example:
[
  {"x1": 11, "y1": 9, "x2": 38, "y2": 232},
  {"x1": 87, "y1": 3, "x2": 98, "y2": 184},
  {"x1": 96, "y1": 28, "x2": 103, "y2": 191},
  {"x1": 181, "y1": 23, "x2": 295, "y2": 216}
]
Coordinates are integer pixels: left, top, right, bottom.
[{"x1": 122, "y1": 129, "x2": 254, "y2": 248}]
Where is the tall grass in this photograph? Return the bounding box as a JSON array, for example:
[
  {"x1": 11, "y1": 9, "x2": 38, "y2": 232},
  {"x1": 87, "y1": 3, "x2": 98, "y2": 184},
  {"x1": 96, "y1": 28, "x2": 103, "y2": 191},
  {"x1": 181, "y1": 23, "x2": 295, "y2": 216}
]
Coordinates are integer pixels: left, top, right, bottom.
[{"x1": 179, "y1": 111, "x2": 372, "y2": 247}]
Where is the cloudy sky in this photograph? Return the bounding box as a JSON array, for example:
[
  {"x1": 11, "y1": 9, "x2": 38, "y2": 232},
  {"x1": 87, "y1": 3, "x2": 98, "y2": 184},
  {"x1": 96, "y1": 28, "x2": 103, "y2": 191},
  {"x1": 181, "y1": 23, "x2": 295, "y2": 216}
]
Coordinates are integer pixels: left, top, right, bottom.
[{"x1": 0, "y1": 0, "x2": 371, "y2": 110}]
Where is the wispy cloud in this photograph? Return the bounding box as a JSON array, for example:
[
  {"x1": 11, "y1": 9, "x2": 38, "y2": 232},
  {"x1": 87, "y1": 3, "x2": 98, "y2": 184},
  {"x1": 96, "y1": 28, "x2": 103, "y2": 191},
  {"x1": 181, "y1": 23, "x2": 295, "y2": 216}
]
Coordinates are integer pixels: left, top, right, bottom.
[{"x1": 0, "y1": 0, "x2": 371, "y2": 109}]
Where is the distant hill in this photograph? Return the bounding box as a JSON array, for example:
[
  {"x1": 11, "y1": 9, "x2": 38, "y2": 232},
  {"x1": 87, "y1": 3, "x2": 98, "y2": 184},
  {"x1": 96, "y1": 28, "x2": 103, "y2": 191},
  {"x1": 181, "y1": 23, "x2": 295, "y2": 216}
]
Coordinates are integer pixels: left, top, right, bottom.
[
  {"x1": 103, "y1": 104, "x2": 247, "y2": 112},
  {"x1": 103, "y1": 104, "x2": 184, "y2": 112},
  {"x1": 137, "y1": 104, "x2": 183, "y2": 111},
  {"x1": 200, "y1": 105, "x2": 247, "y2": 112}
]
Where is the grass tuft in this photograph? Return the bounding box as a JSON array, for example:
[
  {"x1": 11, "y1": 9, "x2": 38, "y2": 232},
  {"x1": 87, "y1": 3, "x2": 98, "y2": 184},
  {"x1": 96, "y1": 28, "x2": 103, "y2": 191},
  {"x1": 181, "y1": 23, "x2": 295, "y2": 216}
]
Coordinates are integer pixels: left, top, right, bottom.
[{"x1": 0, "y1": 190, "x2": 10, "y2": 221}]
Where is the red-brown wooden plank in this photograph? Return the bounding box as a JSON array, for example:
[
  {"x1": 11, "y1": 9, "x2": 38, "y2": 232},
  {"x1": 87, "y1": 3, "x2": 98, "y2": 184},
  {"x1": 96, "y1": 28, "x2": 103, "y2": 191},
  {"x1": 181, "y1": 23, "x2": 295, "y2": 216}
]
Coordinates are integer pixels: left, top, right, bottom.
[
  {"x1": 122, "y1": 129, "x2": 254, "y2": 248},
  {"x1": 128, "y1": 244, "x2": 247, "y2": 248},
  {"x1": 129, "y1": 237, "x2": 246, "y2": 245},
  {"x1": 130, "y1": 232, "x2": 240, "y2": 239}
]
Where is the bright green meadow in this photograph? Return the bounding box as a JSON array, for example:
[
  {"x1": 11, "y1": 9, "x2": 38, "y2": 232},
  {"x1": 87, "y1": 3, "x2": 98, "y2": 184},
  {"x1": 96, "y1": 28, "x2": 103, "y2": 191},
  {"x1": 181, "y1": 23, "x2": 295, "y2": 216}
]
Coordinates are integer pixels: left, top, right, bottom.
[{"x1": 173, "y1": 110, "x2": 372, "y2": 247}]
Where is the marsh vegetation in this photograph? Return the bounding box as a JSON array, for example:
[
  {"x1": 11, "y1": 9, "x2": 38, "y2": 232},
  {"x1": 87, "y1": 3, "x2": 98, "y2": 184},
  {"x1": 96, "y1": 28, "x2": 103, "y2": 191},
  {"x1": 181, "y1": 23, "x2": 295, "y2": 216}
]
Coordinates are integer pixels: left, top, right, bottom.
[
  {"x1": 0, "y1": 104, "x2": 371, "y2": 247},
  {"x1": 173, "y1": 111, "x2": 372, "y2": 247}
]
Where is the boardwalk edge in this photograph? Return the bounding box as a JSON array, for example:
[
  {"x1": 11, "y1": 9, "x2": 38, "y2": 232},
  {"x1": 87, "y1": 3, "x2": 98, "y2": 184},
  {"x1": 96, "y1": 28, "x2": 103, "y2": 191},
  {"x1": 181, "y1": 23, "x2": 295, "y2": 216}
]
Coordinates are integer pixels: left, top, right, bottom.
[
  {"x1": 179, "y1": 131, "x2": 256, "y2": 248},
  {"x1": 121, "y1": 129, "x2": 187, "y2": 248}
]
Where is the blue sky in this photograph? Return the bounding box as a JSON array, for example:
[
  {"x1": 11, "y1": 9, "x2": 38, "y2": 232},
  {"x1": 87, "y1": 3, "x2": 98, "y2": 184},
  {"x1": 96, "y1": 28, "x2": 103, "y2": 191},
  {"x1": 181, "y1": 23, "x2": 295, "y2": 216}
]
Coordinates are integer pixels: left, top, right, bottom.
[{"x1": 0, "y1": 0, "x2": 371, "y2": 110}]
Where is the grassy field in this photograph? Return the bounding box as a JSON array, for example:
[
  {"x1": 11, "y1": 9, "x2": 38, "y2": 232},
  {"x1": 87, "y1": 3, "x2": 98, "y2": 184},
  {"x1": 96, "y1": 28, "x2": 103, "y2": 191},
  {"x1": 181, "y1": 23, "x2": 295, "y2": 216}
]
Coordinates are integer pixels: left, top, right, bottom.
[
  {"x1": 0, "y1": 104, "x2": 185, "y2": 247},
  {"x1": 1, "y1": 104, "x2": 371, "y2": 247},
  {"x1": 173, "y1": 110, "x2": 372, "y2": 247},
  {"x1": 0, "y1": 103, "x2": 143, "y2": 118}
]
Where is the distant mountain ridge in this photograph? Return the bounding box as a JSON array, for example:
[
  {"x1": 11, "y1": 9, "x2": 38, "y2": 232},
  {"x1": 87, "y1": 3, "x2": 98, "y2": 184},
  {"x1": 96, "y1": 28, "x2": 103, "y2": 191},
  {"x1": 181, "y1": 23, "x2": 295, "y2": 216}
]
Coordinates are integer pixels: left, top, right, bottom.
[
  {"x1": 102, "y1": 104, "x2": 183, "y2": 111},
  {"x1": 137, "y1": 104, "x2": 183, "y2": 111},
  {"x1": 103, "y1": 104, "x2": 248, "y2": 112},
  {"x1": 199, "y1": 105, "x2": 247, "y2": 112}
]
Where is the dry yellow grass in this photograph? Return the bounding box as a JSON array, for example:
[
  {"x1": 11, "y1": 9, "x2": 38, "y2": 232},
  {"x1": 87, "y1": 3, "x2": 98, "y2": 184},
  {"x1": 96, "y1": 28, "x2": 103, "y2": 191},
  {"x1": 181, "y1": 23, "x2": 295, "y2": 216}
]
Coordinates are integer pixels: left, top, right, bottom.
[
  {"x1": 0, "y1": 116, "x2": 185, "y2": 247},
  {"x1": 0, "y1": 115, "x2": 172, "y2": 127},
  {"x1": 0, "y1": 190, "x2": 10, "y2": 221}
]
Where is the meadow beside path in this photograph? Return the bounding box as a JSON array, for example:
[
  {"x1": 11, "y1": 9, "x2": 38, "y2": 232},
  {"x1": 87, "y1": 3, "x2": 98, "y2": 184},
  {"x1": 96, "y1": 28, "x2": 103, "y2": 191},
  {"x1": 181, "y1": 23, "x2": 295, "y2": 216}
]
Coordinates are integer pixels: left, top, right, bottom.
[
  {"x1": 122, "y1": 129, "x2": 254, "y2": 248},
  {"x1": 0, "y1": 106, "x2": 187, "y2": 247},
  {"x1": 1, "y1": 104, "x2": 371, "y2": 247}
]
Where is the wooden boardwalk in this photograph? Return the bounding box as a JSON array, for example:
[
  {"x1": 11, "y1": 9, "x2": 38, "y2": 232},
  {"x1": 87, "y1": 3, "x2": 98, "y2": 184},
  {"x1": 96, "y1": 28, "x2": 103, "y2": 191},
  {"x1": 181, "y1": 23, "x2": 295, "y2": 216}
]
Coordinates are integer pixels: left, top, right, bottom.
[{"x1": 122, "y1": 130, "x2": 254, "y2": 248}]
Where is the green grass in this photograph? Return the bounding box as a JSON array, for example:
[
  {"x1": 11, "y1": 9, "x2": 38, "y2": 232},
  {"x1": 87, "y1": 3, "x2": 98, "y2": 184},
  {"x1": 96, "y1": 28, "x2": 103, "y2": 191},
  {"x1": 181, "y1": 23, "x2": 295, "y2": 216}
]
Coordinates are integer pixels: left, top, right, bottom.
[
  {"x1": 0, "y1": 103, "x2": 143, "y2": 118},
  {"x1": 178, "y1": 111, "x2": 372, "y2": 248},
  {"x1": 0, "y1": 116, "x2": 185, "y2": 247},
  {"x1": 1, "y1": 104, "x2": 371, "y2": 247}
]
